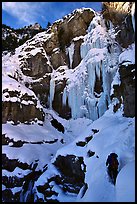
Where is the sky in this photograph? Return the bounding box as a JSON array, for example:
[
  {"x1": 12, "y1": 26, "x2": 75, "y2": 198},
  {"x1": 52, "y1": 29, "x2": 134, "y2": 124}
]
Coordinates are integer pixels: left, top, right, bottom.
[{"x1": 2, "y1": 2, "x2": 102, "y2": 29}]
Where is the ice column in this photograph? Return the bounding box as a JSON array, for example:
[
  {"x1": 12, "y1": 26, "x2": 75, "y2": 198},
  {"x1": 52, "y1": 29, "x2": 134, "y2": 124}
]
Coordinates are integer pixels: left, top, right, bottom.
[
  {"x1": 67, "y1": 42, "x2": 74, "y2": 68},
  {"x1": 49, "y1": 78, "x2": 55, "y2": 109}
]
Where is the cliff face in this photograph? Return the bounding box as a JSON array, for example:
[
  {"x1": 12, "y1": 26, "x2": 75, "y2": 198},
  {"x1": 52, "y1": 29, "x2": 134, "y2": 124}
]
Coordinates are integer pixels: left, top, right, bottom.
[
  {"x1": 2, "y1": 8, "x2": 95, "y2": 122},
  {"x1": 102, "y1": 2, "x2": 135, "y2": 117},
  {"x1": 102, "y1": 2, "x2": 135, "y2": 48},
  {"x1": 2, "y1": 4, "x2": 135, "y2": 123},
  {"x1": 2, "y1": 3, "x2": 135, "y2": 202}
]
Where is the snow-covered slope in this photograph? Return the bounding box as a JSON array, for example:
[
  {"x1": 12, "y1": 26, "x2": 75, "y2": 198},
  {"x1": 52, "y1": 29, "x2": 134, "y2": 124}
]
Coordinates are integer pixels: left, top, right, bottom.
[{"x1": 2, "y1": 4, "x2": 135, "y2": 202}]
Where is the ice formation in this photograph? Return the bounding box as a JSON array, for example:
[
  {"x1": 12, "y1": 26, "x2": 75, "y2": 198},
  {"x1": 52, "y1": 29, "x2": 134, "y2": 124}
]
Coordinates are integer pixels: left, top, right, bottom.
[
  {"x1": 49, "y1": 78, "x2": 55, "y2": 109},
  {"x1": 62, "y1": 14, "x2": 121, "y2": 120},
  {"x1": 67, "y1": 42, "x2": 74, "y2": 68}
]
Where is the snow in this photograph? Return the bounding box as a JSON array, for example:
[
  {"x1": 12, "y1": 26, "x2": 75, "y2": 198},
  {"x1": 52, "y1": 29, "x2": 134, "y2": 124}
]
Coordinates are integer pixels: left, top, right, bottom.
[
  {"x1": 2, "y1": 167, "x2": 31, "y2": 179},
  {"x1": 2, "y1": 108, "x2": 87, "y2": 170},
  {"x1": 115, "y1": 161, "x2": 135, "y2": 202},
  {"x1": 11, "y1": 187, "x2": 23, "y2": 195},
  {"x1": 53, "y1": 109, "x2": 135, "y2": 202},
  {"x1": 110, "y1": 69, "x2": 121, "y2": 95},
  {"x1": 119, "y1": 43, "x2": 135, "y2": 66},
  {"x1": 73, "y1": 35, "x2": 84, "y2": 41},
  {"x1": 2, "y1": 75, "x2": 43, "y2": 110}
]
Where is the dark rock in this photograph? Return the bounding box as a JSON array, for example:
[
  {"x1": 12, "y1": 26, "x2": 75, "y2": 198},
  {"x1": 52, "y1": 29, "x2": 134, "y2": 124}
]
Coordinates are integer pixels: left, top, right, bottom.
[
  {"x1": 21, "y1": 52, "x2": 52, "y2": 78},
  {"x1": 2, "y1": 101, "x2": 45, "y2": 124},
  {"x1": 76, "y1": 141, "x2": 87, "y2": 147},
  {"x1": 50, "y1": 50, "x2": 69, "y2": 70},
  {"x1": 60, "y1": 139, "x2": 65, "y2": 144},
  {"x1": 51, "y1": 118, "x2": 64, "y2": 133},
  {"x1": 37, "y1": 183, "x2": 50, "y2": 194},
  {"x1": 30, "y1": 75, "x2": 51, "y2": 107},
  {"x1": 119, "y1": 64, "x2": 135, "y2": 117},
  {"x1": 2, "y1": 175, "x2": 24, "y2": 188},
  {"x1": 54, "y1": 155, "x2": 86, "y2": 186},
  {"x1": 2, "y1": 189, "x2": 14, "y2": 202},
  {"x1": 85, "y1": 135, "x2": 93, "y2": 143},
  {"x1": 112, "y1": 64, "x2": 135, "y2": 117},
  {"x1": 52, "y1": 79, "x2": 71, "y2": 119},
  {"x1": 94, "y1": 72, "x2": 103, "y2": 95},
  {"x1": 80, "y1": 183, "x2": 88, "y2": 198},
  {"x1": 2, "y1": 134, "x2": 12, "y2": 145},
  {"x1": 45, "y1": 139, "x2": 58, "y2": 144},
  {"x1": 92, "y1": 129, "x2": 99, "y2": 134},
  {"x1": 72, "y1": 39, "x2": 83, "y2": 69},
  {"x1": 87, "y1": 150, "x2": 95, "y2": 157},
  {"x1": 11, "y1": 140, "x2": 28, "y2": 147},
  {"x1": 102, "y1": 2, "x2": 135, "y2": 48},
  {"x1": 2, "y1": 154, "x2": 31, "y2": 172}
]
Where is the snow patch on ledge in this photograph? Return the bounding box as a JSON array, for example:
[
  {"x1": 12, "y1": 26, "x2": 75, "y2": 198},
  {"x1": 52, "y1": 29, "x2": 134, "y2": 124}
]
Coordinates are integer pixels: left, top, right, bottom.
[{"x1": 119, "y1": 43, "x2": 135, "y2": 66}]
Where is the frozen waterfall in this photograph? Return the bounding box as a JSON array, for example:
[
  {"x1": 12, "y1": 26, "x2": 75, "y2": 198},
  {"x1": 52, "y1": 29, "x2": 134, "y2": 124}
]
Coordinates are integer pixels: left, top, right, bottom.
[{"x1": 62, "y1": 14, "x2": 121, "y2": 120}]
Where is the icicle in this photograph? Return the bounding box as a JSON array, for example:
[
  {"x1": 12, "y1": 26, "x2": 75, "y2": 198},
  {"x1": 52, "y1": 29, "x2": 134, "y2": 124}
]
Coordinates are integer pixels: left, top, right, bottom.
[
  {"x1": 97, "y1": 93, "x2": 107, "y2": 117},
  {"x1": 49, "y1": 78, "x2": 55, "y2": 109},
  {"x1": 67, "y1": 42, "x2": 74, "y2": 68},
  {"x1": 95, "y1": 61, "x2": 101, "y2": 80},
  {"x1": 131, "y1": 3, "x2": 135, "y2": 32},
  {"x1": 85, "y1": 97, "x2": 98, "y2": 120},
  {"x1": 87, "y1": 62, "x2": 96, "y2": 95},
  {"x1": 62, "y1": 87, "x2": 67, "y2": 106}
]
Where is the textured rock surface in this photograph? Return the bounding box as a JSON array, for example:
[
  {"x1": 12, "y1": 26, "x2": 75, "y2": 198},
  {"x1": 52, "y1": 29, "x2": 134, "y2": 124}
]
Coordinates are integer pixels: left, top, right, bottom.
[
  {"x1": 102, "y1": 2, "x2": 135, "y2": 48},
  {"x1": 21, "y1": 52, "x2": 52, "y2": 77},
  {"x1": 119, "y1": 64, "x2": 135, "y2": 117},
  {"x1": 2, "y1": 89, "x2": 45, "y2": 124},
  {"x1": 15, "y1": 9, "x2": 95, "y2": 119},
  {"x1": 112, "y1": 64, "x2": 135, "y2": 117},
  {"x1": 54, "y1": 155, "x2": 86, "y2": 193}
]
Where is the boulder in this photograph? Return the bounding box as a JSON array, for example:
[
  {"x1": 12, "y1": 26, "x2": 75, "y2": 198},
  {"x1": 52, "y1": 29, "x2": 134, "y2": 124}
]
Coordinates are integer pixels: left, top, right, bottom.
[
  {"x1": 53, "y1": 154, "x2": 86, "y2": 191},
  {"x1": 50, "y1": 118, "x2": 64, "y2": 133},
  {"x1": 20, "y1": 52, "x2": 52, "y2": 78}
]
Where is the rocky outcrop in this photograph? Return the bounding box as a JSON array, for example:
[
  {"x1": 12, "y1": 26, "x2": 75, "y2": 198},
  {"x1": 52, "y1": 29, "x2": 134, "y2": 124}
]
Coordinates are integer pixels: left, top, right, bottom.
[
  {"x1": 2, "y1": 101, "x2": 44, "y2": 124},
  {"x1": 53, "y1": 155, "x2": 86, "y2": 193},
  {"x1": 119, "y1": 64, "x2": 135, "y2": 117},
  {"x1": 112, "y1": 64, "x2": 135, "y2": 117},
  {"x1": 12, "y1": 8, "x2": 95, "y2": 119},
  {"x1": 2, "y1": 88, "x2": 45, "y2": 124},
  {"x1": 52, "y1": 77, "x2": 71, "y2": 119},
  {"x1": 102, "y1": 2, "x2": 135, "y2": 48},
  {"x1": 20, "y1": 52, "x2": 52, "y2": 77},
  {"x1": 72, "y1": 38, "x2": 84, "y2": 69},
  {"x1": 2, "y1": 153, "x2": 43, "y2": 202}
]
